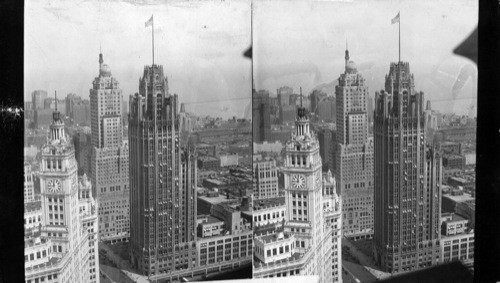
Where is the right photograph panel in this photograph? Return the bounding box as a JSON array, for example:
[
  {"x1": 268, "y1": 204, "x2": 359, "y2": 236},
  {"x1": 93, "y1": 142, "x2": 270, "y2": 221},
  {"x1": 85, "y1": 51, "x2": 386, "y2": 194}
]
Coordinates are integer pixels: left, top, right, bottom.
[{"x1": 251, "y1": 1, "x2": 478, "y2": 282}]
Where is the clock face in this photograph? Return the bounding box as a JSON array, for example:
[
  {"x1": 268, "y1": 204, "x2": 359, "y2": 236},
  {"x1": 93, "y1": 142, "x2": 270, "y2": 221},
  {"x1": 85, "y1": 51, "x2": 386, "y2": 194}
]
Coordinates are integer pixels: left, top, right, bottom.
[
  {"x1": 47, "y1": 179, "x2": 62, "y2": 194},
  {"x1": 291, "y1": 175, "x2": 306, "y2": 189}
]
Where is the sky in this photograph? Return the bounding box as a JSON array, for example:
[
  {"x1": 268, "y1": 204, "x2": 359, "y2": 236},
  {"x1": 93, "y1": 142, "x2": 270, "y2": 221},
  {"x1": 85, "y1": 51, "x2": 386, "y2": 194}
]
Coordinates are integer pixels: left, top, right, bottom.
[
  {"x1": 25, "y1": 0, "x2": 252, "y2": 119},
  {"x1": 253, "y1": 0, "x2": 478, "y2": 116}
]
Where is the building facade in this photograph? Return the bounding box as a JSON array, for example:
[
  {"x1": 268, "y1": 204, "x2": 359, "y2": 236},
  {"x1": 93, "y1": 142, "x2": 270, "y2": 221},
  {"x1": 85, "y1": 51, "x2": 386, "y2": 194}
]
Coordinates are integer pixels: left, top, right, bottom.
[
  {"x1": 334, "y1": 48, "x2": 374, "y2": 239},
  {"x1": 253, "y1": 101, "x2": 337, "y2": 283},
  {"x1": 253, "y1": 157, "x2": 279, "y2": 199},
  {"x1": 253, "y1": 89, "x2": 271, "y2": 143},
  {"x1": 89, "y1": 52, "x2": 130, "y2": 243},
  {"x1": 25, "y1": 108, "x2": 99, "y2": 283},
  {"x1": 25, "y1": 163, "x2": 36, "y2": 203},
  {"x1": 373, "y1": 61, "x2": 441, "y2": 273},
  {"x1": 129, "y1": 64, "x2": 197, "y2": 276}
]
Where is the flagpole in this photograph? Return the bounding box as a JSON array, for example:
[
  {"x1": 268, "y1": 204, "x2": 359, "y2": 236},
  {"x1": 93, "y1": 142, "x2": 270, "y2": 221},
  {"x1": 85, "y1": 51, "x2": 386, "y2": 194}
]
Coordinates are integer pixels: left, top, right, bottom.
[
  {"x1": 152, "y1": 15, "x2": 155, "y2": 68},
  {"x1": 398, "y1": 11, "x2": 401, "y2": 64}
]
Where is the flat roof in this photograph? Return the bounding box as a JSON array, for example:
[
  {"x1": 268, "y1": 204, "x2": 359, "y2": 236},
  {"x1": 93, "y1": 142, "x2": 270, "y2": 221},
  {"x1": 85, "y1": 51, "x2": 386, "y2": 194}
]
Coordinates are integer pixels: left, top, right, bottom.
[
  {"x1": 25, "y1": 201, "x2": 42, "y2": 213},
  {"x1": 443, "y1": 193, "x2": 474, "y2": 203},
  {"x1": 448, "y1": 214, "x2": 467, "y2": 222},
  {"x1": 197, "y1": 194, "x2": 237, "y2": 205},
  {"x1": 253, "y1": 197, "x2": 286, "y2": 210},
  {"x1": 205, "y1": 215, "x2": 224, "y2": 224}
]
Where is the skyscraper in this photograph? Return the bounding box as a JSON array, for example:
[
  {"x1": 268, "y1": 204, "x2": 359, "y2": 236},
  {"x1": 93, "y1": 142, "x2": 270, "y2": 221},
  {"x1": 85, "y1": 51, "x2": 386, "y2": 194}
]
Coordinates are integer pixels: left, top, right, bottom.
[
  {"x1": 373, "y1": 62, "x2": 441, "y2": 273},
  {"x1": 334, "y1": 48, "x2": 374, "y2": 239},
  {"x1": 253, "y1": 89, "x2": 271, "y2": 143},
  {"x1": 25, "y1": 105, "x2": 99, "y2": 283},
  {"x1": 129, "y1": 64, "x2": 198, "y2": 275},
  {"x1": 90, "y1": 52, "x2": 130, "y2": 243},
  {"x1": 253, "y1": 96, "x2": 336, "y2": 282}
]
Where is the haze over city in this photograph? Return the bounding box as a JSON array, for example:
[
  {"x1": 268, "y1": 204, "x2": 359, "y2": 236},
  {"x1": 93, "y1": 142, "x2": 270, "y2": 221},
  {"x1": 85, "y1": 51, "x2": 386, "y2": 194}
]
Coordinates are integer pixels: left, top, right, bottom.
[
  {"x1": 253, "y1": 0, "x2": 477, "y2": 116},
  {"x1": 25, "y1": 0, "x2": 252, "y2": 119}
]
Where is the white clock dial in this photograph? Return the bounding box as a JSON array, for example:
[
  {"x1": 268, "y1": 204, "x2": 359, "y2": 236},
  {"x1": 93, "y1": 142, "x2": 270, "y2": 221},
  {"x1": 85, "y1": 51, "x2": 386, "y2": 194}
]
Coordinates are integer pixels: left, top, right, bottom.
[
  {"x1": 291, "y1": 175, "x2": 305, "y2": 189},
  {"x1": 47, "y1": 179, "x2": 62, "y2": 193}
]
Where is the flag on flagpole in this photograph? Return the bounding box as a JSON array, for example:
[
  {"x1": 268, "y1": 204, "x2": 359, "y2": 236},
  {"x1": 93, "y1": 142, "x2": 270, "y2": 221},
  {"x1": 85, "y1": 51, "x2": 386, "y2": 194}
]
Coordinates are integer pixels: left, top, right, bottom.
[
  {"x1": 145, "y1": 15, "x2": 153, "y2": 27},
  {"x1": 391, "y1": 12, "x2": 400, "y2": 24}
]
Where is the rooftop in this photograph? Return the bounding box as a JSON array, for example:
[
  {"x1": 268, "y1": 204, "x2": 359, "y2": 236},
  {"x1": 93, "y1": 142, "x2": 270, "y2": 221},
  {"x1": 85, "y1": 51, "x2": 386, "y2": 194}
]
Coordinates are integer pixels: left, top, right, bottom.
[
  {"x1": 448, "y1": 214, "x2": 467, "y2": 223},
  {"x1": 253, "y1": 197, "x2": 286, "y2": 210},
  {"x1": 198, "y1": 194, "x2": 237, "y2": 205},
  {"x1": 25, "y1": 201, "x2": 42, "y2": 213},
  {"x1": 205, "y1": 215, "x2": 224, "y2": 224},
  {"x1": 443, "y1": 192, "x2": 475, "y2": 203}
]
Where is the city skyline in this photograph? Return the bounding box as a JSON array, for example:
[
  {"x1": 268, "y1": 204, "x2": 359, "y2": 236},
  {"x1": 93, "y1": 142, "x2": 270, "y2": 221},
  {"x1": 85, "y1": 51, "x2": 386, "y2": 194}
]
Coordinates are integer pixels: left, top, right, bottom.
[
  {"x1": 253, "y1": 0, "x2": 477, "y2": 116},
  {"x1": 25, "y1": 0, "x2": 251, "y2": 119},
  {"x1": 23, "y1": 1, "x2": 478, "y2": 283}
]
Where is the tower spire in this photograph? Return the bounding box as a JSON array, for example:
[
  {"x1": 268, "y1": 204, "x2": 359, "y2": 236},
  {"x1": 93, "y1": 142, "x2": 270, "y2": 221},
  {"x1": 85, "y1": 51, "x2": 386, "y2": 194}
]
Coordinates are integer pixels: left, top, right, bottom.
[
  {"x1": 300, "y1": 87, "x2": 303, "y2": 107},
  {"x1": 345, "y1": 37, "x2": 350, "y2": 70}
]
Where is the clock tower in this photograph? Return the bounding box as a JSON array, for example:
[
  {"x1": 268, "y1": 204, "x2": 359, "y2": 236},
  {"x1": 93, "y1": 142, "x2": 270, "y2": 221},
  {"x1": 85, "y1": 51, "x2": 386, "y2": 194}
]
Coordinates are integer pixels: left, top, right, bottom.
[
  {"x1": 283, "y1": 88, "x2": 327, "y2": 275},
  {"x1": 39, "y1": 94, "x2": 80, "y2": 251}
]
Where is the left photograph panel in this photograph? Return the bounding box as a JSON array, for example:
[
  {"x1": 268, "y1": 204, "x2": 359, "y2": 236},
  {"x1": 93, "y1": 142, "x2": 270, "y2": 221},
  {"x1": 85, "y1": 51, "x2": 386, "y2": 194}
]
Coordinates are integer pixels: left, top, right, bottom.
[{"x1": 24, "y1": 1, "x2": 253, "y2": 282}]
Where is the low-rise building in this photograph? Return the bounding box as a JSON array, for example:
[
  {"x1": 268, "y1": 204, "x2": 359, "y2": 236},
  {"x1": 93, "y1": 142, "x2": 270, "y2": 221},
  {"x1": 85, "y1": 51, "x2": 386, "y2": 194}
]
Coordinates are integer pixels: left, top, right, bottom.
[
  {"x1": 441, "y1": 214, "x2": 469, "y2": 236},
  {"x1": 24, "y1": 201, "x2": 42, "y2": 230},
  {"x1": 249, "y1": 197, "x2": 286, "y2": 228},
  {"x1": 198, "y1": 156, "x2": 220, "y2": 171},
  {"x1": 443, "y1": 154, "x2": 465, "y2": 169}
]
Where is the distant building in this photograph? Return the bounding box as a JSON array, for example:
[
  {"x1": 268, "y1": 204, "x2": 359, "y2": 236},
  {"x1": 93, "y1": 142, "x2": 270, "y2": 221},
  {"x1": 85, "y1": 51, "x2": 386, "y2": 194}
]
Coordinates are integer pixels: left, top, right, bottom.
[
  {"x1": 310, "y1": 90, "x2": 327, "y2": 115},
  {"x1": 43, "y1": 97, "x2": 66, "y2": 116},
  {"x1": 220, "y1": 154, "x2": 239, "y2": 167},
  {"x1": 463, "y1": 152, "x2": 476, "y2": 166},
  {"x1": 196, "y1": 143, "x2": 217, "y2": 156},
  {"x1": 253, "y1": 89, "x2": 272, "y2": 143},
  {"x1": 73, "y1": 99, "x2": 90, "y2": 126},
  {"x1": 317, "y1": 126, "x2": 336, "y2": 173},
  {"x1": 34, "y1": 108, "x2": 54, "y2": 129},
  {"x1": 279, "y1": 105, "x2": 296, "y2": 125},
  {"x1": 31, "y1": 90, "x2": 47, "y2": 110},
  {"x1": 278, "y1": 86, "x2": 293, "y2": 107},
  {"x1": 198, "y1": 156, "x2": 220, "y2": 171},
  {"x1": 24, "y1": 163, "x2": 36, "y2": 203},
  {"x1": 253, "y1": 157, "x2": 279, "y2": 199},
  {"x1": 439, "y1": 141, "x2": 462, "y2": 155},
  {"x1": 443, "y1": 154, "x2": 466, "y2": 169},
  {"x1": 317, "y1": 96, "x2": 336, "y2": 122},
  {"x1": 65, "y1": 93, "x2": 81, "y2": 118},
  {"x1": 253, "y1": 141, "x2": 283, "y2": 155},
  {"x1": 72, "y1": 127, "x2": 92, "y2": 176}
]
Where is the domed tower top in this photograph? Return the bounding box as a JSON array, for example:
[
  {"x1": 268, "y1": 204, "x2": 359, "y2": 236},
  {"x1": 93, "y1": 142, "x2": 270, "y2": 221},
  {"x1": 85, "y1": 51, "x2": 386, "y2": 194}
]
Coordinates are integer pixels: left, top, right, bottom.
[
  {"x1": 344, "y1": 41, "x2": 357, "y2": 74},
  {"x1": 98, "y1": 52, "x2": 112, "y2": 77}
]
